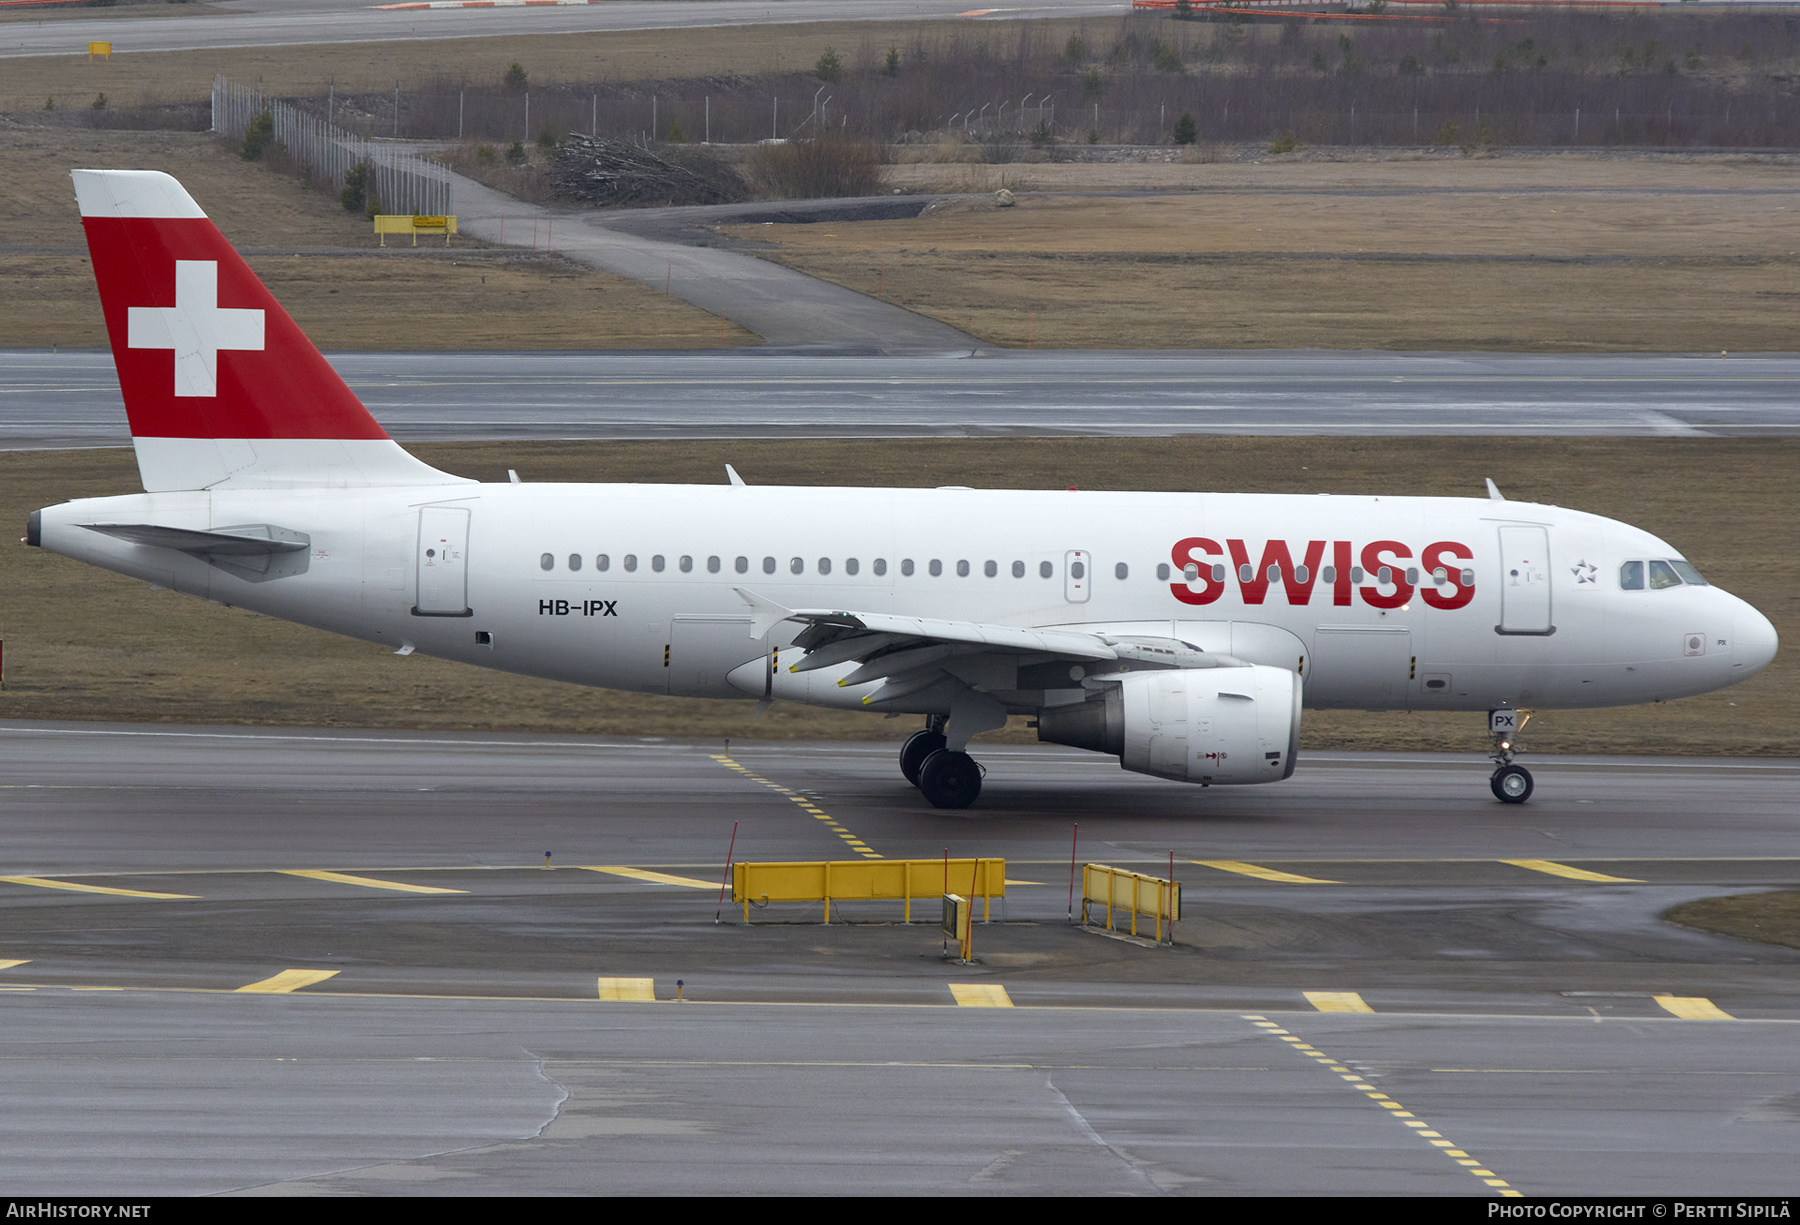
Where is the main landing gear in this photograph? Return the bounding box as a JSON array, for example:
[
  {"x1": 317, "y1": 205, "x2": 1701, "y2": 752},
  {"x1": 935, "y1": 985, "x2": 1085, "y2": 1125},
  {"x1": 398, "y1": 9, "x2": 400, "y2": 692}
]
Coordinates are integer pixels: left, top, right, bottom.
[
  {"x1": 900, "y1": 717, "x2": 984, "y2": 809},
  {"x1": 1488, "y1": 708, "x2": 1534, "y2": 804}
]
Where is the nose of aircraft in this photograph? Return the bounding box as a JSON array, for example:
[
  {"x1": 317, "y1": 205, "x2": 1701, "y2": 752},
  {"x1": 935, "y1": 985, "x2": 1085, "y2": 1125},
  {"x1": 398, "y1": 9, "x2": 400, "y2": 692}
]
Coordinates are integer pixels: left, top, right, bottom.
[{"x1": 1734, "y1": 601, "x2": 1779, "y2": 677}]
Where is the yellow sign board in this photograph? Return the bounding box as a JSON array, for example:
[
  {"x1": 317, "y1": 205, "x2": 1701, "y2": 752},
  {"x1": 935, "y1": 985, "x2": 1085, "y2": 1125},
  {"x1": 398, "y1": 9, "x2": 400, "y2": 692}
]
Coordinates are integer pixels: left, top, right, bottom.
[
  {"x1": 88, "y1": 42, "x2": 112, "y2": 60},
  {"x1": 373, "y1": 214, "x2": 457, "y2": 246}
]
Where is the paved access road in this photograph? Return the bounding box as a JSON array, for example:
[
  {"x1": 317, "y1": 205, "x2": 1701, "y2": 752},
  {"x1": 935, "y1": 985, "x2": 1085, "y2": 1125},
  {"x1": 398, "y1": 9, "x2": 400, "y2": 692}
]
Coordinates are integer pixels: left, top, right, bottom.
[
  {"x1": 1, "y1": 722, "x2": 1795, "y2": 1195},
  {"x1": 5, "y1": 348, "x2": 1796, "y2": 448},
  {"x1": 0, "y1": 0, "x2": 1124, "y2": 58}
]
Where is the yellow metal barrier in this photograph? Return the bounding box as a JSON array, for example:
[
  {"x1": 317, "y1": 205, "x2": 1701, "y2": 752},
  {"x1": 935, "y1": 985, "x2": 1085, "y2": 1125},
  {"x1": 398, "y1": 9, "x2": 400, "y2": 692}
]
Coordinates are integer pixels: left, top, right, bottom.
[
  {"x1": 733, "y1": 858, "x2": 1004, "y2": 924},
  {"x1": 1082, "y1": 863, "x2": 1180, "y2": 942},
  {"x1": 374, "y1": 214, "x2": 457, "y2": 246},
  {"x1": 88, "y1": 42, "x2": 112, "y2": 62}
]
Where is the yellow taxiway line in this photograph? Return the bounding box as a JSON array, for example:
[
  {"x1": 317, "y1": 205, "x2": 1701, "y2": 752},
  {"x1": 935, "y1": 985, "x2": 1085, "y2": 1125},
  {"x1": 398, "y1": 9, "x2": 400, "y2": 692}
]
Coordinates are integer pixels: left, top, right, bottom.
[
  {"x1": 0, "y1": 875, "x2": 198, "y2": 899},
  {"x1": 1501, "y1": 859, "x2": 1643, "y2": 883},
  {"x1": 949, "y1": 984, "x2": 1015, "y2": 1008},
  {"x1": 1193, "y1": 860, "x2": 1339, "y2": 884},
  {"x1": 279, "y1": 869, "x2": 465, "y2": 894},
  {"x1": 582, "y1": 866, "x2": 719, "y2": 889},
  {"x1": 236, "y1": 969, "x2": 341, "y2": 994}
]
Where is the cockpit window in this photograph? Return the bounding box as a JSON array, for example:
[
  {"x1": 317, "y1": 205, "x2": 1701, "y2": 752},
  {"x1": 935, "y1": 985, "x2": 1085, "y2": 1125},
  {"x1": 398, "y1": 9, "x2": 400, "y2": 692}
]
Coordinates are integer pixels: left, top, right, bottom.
[
  {"x1": 1668, "y1": 559, "x2": 1708, "y2": 587},
  {"x1": 1647, "y1": 560, "x2": 1683, "y2": 590},
  {"x1": 1620, "y1": 560, "x2": 1644, "y2": 591}
]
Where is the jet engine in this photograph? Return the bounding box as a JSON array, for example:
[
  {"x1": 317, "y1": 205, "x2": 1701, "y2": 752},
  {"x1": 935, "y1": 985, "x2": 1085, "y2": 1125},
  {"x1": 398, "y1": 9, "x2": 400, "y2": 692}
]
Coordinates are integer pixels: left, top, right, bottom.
[{"x1": 1037, "y1": 664, "x2": 1301, "y2": 785}]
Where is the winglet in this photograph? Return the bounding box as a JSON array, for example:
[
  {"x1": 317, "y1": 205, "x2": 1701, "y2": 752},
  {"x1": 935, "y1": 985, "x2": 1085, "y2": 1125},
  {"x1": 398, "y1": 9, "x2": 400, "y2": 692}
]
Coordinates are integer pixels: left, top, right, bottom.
[
  {"x1": 726, "y1": 464, "x2": 747, "y2": 487},
  {"x1": 1485, "y1": 478, "x2": 1504, "y2": 502},
  {"x1": 733, "y1": 587, "x2": 794, "y2": 639}
]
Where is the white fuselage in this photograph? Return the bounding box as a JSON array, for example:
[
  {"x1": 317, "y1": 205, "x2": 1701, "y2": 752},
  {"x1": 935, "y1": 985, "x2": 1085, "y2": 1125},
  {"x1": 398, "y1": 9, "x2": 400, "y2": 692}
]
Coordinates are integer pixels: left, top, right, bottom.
[{"x1": 37, "y1": 482, "x2": 1777, "y2": 717}]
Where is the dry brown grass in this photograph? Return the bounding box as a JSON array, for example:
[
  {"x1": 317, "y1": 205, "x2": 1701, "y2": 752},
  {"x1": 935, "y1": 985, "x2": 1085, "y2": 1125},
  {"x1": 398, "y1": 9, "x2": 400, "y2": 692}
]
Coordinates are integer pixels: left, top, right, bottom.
[
  {"x1": 0, "y1": 18, "x2": 1041, "y2": 114},
  {"x1": 727, "y1": 157, "x2": 1800, "y2": 351},
  {"x1": 2, "y1": 436, "x2": 1793, "y2": 756},
  {"x1": 1664, "y1": 891, "x2": 1800, "y2": 950},
  {"x1": 0, "y1": 127, "x2": 755, "y2": 349}
]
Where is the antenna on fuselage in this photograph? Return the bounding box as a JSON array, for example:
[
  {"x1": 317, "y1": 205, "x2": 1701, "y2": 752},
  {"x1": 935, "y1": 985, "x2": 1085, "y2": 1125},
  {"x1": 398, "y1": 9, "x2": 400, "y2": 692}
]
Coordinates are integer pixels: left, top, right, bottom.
[{"x1": 1485, "y1": 478, "x2": 1504, "y2": 502}]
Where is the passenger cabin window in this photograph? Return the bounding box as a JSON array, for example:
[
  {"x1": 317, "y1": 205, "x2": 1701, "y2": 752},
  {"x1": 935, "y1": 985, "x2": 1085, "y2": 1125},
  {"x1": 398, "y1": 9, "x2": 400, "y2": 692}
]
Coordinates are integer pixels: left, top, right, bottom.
[
  {"x1": 624, "y1": 554, "x2": 638, "y2": 572},
  {"x1": 568, "y1": 554, "x2": 582, "y2": 572},
  {"x1": 956, "y1": 560, "x2": 969, "y2": 577},
  {"x1": 1156, "y1": 563, "x2": 1171, "y2": 581},
  {"x1": 846, "y1": 558, "x2": 859, "y2": 575},
  {"x1": 679, "y1": 555, "x2": 693, "y2": 573},
  {"x1": 818, "y1": 557, "x2": 831, "y2": 576},
  {"x1": 540, "y1": 553, "x2": 554, "y2": 571},
  {"x1": 929, "y1": 560, "x2": 943, "y2": 577},
  {"x1": 790, "y1": 557, "x2": 804, "y2": 575},
  {"x1": 901, "y1": 559, "x2": 915, "y2": 576},
  {"x1": 1039, "y1": 561, "x2": 1053, "y2": 579},
  {"x1": 874, "y1": 559, "x2": 887, "y2": 576},
  {"x1": 984, "y1": 560, "x2": 997, "y2": 578},
  {"x1": 735, "y1": 556, "x2": 749, "y2": 574},
  {"x1": 762, "y1": 556, "x2": 776, "y2": 574},
  {"x1": 707, "y1": 556, "x2": 721, "y2": 574},
  {"x1": 597, "y1": 554, "x2": 610, "y2": 572},
  {"x1": 1115, "y1": 562, "x2": 1129, "y2": 580},
  {"x1": 1013, "y1": 561, "x2": 1026, "y2": 578},
  {"x1": 652, "y1": 555, "x2": 665, "y2": 573}
]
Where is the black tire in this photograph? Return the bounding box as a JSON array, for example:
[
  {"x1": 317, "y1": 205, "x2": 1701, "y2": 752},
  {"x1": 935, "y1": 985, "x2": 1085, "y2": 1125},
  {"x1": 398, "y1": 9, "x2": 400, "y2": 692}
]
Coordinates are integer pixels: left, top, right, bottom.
[
  {"x1": 899, "y1": 729, "x2": 947, "y2": 787},
  {"x1": 918, "y1": 749, "x2": 982, "y2": 810},
  {"x1": 1491, "y1": 764, "x2": 1534, "y2": 804}
]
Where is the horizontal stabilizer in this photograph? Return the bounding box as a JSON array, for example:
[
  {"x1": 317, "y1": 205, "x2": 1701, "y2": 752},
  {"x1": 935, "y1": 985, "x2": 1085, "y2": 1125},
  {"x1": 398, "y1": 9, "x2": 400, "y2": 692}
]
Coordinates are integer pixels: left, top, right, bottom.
[{"x1": 81, "y1": 522, "x2": 310, "y2": 556}]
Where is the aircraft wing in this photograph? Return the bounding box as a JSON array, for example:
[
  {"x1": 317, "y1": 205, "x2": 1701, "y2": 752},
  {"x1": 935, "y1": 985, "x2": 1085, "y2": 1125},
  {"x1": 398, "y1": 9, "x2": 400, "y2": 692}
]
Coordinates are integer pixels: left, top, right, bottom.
[{"x1": 734, "y1": 586, "x2": 1119, "y2": 701}]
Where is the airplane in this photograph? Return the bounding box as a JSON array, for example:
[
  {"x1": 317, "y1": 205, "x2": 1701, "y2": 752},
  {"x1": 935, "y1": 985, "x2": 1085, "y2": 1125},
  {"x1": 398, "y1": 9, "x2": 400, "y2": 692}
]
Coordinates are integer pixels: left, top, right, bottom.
[{"x1": 25, "y1": 170, "x2": 1780, "y2": 809}]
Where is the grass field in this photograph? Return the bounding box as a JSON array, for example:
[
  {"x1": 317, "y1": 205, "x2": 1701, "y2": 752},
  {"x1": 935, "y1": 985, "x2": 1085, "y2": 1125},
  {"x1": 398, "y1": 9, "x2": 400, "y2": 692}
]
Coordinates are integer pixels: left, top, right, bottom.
[
  {"x1": 3, "y1": 436, "x2": 1792, "y2": 757},
  {"x1": 0, "y1": 127, "x2": 755, "y2": 349},
  {"x1": 1665, "y1": 891, "x2": 1800, "y2": 951},
  {"x1": 730, "y1": 155, "x2": 1800, "y2": 351},
  {"x1": 0, "y1": 17, "x2": 992, "y2": 114}
]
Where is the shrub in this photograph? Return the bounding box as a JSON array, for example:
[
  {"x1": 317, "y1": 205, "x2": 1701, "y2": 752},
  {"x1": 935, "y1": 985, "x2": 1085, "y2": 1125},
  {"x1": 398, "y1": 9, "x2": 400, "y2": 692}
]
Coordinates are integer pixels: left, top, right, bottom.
[
  {"x1": 341, "y1": 160, "x2": 371, "y2": 213},
  {"x1": 538, "y1": 124, "x2": 560, "y2": 152},
  {"x1": 503, "y1": 63, "x2": 528, "y2": 93},
  {"x1": 1269, "y1": 130, "x2": 1303, "y2": 153},
  {"x1": 815, "y1": 47, "x2": 844, "y2": 82},
  {"x1": 240, "y1": 108, "x2": 274, "y2": 161},
  {"x1": 91, "y1": 93, "x2": 108, "y2": 111},
  {"x1": 1173, "y1": 112, "x2": 1197, "y2": 145},
  {"x1": 883, "y1": 47, "x2": 901, "y2": 76},
  {"x1": 505, "y1": 140, "x2": 526, "y2": 165},
  {"x1": 475, "y1": 143, "x2": 497, "y2": 165},
  {"x1": 740, "y1": 134, "x2": 880, "y2": 199}
]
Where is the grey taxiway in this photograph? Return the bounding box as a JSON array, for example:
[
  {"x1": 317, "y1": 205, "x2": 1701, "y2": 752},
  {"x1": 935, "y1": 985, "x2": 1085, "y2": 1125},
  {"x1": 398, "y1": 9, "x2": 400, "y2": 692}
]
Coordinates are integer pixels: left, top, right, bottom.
[
  {"x1": 0, "y1": 723, "x2": 1795, "y2": 1195},
  {"x1": 5, "y1": 348, "x2": 1799, "y2": 449}
]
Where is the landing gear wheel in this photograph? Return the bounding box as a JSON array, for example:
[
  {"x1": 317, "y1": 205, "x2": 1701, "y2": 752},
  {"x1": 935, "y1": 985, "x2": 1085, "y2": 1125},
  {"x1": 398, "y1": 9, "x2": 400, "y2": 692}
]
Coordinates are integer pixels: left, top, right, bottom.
[
  {"x1": 899, "y1": 729, "x2": 947, "y2": 787},
  {"x1": 918, "y1": 749, "x2": 982, "y2": 810},
  {"x1": 1491, "y1": 764, "x2": 1534, "y2": 804}
]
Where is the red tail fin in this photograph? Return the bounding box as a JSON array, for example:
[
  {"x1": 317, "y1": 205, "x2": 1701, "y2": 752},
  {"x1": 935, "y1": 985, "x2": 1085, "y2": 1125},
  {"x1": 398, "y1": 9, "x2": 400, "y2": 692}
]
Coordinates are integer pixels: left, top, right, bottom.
[{"x1": 73, "y1": 170, "x2": 463, "y2": 492}]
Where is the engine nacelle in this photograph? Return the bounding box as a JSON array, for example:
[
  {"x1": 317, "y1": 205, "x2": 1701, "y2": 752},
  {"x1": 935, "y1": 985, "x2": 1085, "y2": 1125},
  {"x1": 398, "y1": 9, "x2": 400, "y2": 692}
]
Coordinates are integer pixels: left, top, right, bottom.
[{"x1": 1037, "y1": 665, "x2": 1301, "y2": 785}]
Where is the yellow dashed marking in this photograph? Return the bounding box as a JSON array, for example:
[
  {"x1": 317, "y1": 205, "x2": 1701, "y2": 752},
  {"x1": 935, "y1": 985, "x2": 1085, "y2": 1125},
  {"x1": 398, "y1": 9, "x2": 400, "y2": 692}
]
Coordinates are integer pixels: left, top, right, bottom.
[
  {"x1": 1244, "y1": 1014, "x2": 1520, "y2": 1195},
  {"x1": 598, "y1": 977, "x2": 656, "y2": 1002},
  {"x1": 1194, "y1": 860, "x2": 1338, "y2": 884},
  {"x1": 0, "y1": 960, "x2": 30, "y2": 971},
  {"x1": 1305, "y1": 990, "x2": 1374, "y2": 1013},
  {"x1": 949, "y1": 984, "x2": 1014, "y2": 1008},
  {"x1": 1655, "y1": 995, "x2": 1735, "y2": 1020},
  {"x1": 236, "y1": 969, "x2": 339, "y2": 994},
  {"x1": 279, "y1": 869, "x2": 465, "y2": 895},
  {"x1": 1501, "y1": 859, "x2": 1642, "y2": 883},
  {"x1": 0, "y1": 876, "x2": 198, "y2": 899},
  {"x1": 582, "y1": 866, "x2": 718, "y2": 890},
  {"x1": 714, "y1": 756, "x2": 882, "y2": 859}
]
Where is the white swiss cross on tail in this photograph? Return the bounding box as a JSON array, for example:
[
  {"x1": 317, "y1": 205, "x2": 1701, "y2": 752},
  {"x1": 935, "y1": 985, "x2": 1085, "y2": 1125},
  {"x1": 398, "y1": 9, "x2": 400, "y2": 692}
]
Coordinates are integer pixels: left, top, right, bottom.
[{"x1": 127, "y1": 260, "x2": 264, "y2": 398}]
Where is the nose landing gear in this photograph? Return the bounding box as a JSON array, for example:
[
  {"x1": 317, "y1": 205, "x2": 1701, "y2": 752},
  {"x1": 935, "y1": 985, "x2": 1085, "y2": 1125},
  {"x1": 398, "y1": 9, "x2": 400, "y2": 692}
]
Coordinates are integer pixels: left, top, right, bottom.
[{"x1": 1488, "y1": 708, "x2": 1534, "y2": 804}]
